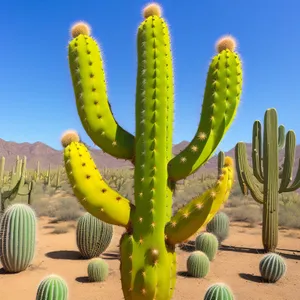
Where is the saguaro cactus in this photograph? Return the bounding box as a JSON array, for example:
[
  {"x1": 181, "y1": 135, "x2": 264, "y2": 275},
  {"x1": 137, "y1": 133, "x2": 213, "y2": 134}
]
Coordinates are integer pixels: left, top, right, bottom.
[
  {"x1": 61, "y1": 3, "x2": 242, "y2": 299},
  {"x1": 235, "y1": 108, "x2": 300, "y2": 252}
]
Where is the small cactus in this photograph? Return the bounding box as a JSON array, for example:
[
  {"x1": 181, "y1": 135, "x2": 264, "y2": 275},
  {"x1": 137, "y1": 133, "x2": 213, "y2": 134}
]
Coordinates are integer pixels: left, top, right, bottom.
[
  {"x1": 204, "y1": 283, "x2": 234, "y2": 300},
  {"x1": 259, "y1": 253, "x2": 286, "y2": 283},
  {"x1": 0, "y1": 203, "x2": 37, "y2": 273},
  {"x1": 195, "y1": 232, "x2": 219, "y2": 261},
  {"x1": 206, "y1": 212, "x2": 229, "y2": 243},
  {"x1": 87, "y1": 258, "x2": 109, "y2": 282},
  {"x1": 76, "y1": 212, "x2": 113, "y2": 258},
  {"x1": 187, "y1": 251, "x2": 210, "y2": 278},
  {"x1": 36, "y1": 274, "x2": 68, "y2": 300}
]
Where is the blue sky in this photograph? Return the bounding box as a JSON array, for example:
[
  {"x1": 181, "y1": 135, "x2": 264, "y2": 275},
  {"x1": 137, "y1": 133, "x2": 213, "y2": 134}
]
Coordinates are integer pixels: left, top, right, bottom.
[{"x1": 0, "y1": 0, "x2": 299, "y2": 152}]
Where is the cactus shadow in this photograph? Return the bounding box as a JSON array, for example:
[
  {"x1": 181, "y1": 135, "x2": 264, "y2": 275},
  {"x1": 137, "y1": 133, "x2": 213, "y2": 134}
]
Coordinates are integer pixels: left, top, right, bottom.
[
  {"x1": 239, "y1": 273, "x2": 263, "y2": 283},
  {"x1": 177, "y1": 271, "x2": 190, "y2": 277},
  {"x1": 101, "y1": 251, "x2": 120, "y2": 260},
  {"x1": 75, "y1": 276, "x2": 90, "y2": 283},
  {"x1": 277, "y1": 251, "x2": 300, "y2": 260},
  {"x1": 178, "y1": 241, "x2": 195, "y2": 252},
  {"x1": 220, "y1": 245, "x2": 265, "y2": 254},
  {"x1": 45, "y1": 250, "x2": 82, "y2": 260}
]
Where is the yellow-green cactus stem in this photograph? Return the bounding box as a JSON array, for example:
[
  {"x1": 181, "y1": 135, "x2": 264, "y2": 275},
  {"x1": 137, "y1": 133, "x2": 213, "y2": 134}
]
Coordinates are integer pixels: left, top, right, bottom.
[
  {"x1": 68, "y1": 22, "x2": 135, "y2": 160},
  {"x1": 62, "y1": 130, "x2": 133, "y2": 227},
  {"x1": 165, "y1": 157, "x2": 233, "y2": 245},
  {"x1": 168, "y1": 36, "x2": 242, "y2": 182}
]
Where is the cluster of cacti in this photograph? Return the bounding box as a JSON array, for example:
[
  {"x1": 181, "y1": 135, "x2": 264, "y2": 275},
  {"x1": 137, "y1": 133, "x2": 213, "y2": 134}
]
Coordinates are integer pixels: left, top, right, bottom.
[
  {"x1": 187, "y1": 251, "x2": 210, "y2": 278},
  {"x1": 204, "y1": 283, "x2": 234, "y2": 300},
  {"x1": 76, "y1": 212, "x2": 113, "y2": 258},
  {"x1": 87, "y1": 258, "x2": 109, "y2": 282},
  {"x1": 60, "y1": 2, "x2": 242, "y2": 299},
  {"x1": 0, "y1": 203, "x2": 37, "y2": 273},
  {"x1": 36, "y1": 274, "x2": 68, "y2": 300},
  {"x1": 206, "y1": 212, "x2": 230, "y2": 244},
  {"x1": 195, "y1": 232, "x2": 219, "y2": 261},
  {"x1": 235, "y1": 108, "x2": 300, "y2": 252},
  {"x1": 259, "y1": 253, "x2": 286, "y2": 283},
  {"x1": 0, "y1": 156, "x2": 35, "y2": 213}
]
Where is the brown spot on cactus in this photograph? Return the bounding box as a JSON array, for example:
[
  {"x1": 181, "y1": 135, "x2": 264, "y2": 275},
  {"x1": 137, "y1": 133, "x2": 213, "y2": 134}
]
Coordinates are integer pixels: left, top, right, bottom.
[
  {"x1": 61, "y1": 130, "x2": 80, "y2": 148},
  {"x1": 216, "y1": 35, "x2": 237, "y2": 53},
  {"x1": 70, "y1": 21, "x2": 91, "y2": 38},
  {"x1": 143, "y1": 3, "x2": 162, "y2": 19}
]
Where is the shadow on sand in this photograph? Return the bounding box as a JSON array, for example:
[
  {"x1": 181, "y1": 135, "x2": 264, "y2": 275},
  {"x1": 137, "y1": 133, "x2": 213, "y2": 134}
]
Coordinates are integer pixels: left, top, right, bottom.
[
  {"x1": 75, "y1": 276, "x2": 90, "y2": 283},
  {"x1": 45, "y1": 250, "x2": 82, "y2": 260},
  {"x1": 102, "y1": 251, "x2": 120, "y2": 260},
  {"x1": 239, "y1": 273, "x2": 263, "y2": 283}
]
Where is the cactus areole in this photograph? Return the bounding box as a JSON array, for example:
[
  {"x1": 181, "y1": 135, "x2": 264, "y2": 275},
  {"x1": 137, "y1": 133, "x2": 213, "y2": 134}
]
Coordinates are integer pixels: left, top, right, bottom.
[{"x1": 62, "y1": 3, "x2": 242, "y2": 299}]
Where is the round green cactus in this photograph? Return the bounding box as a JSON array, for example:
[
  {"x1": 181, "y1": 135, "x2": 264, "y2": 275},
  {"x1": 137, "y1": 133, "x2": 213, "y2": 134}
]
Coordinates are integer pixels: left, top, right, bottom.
[
  {"x1": 259, "y1": 253, "x2": 286, "y2": 283},
  {"x1": 204, "y1": 283, "x2": 234, "y2": 300},
  {"x1": 206, "y1": 212, "x2": 229, "y2": 243},
  {"x1": 187, "y1": 251, "x2": 210, "y2": 278},
  {"x1": 0, "y1": 203, "x2": 37, "y2": 273},
  {"x1": 87, "y1": 258, "x2": 109, "y2": 282},
  {"x1": 76, "y1": 212, "x2": 113, "y2": 258},
  {"x1": 36, "y1": 274, "x2": 68, "y2": 300},
  {"x1": 195, "y1": 232, "x2": 219, "y2": 261}
]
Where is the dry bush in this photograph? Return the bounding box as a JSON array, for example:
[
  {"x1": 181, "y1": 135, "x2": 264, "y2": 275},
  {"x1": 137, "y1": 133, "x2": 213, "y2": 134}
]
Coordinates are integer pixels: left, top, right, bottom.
[{"x1": 51, "y1": 225, "x2": 69, "y2": 234}]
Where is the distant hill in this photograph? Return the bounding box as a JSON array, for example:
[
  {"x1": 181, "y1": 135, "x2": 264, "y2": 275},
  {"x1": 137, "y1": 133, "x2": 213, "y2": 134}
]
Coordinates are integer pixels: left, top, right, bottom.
[{"x1": 0, "y1": 138, "x2": 300, "y2": 179}]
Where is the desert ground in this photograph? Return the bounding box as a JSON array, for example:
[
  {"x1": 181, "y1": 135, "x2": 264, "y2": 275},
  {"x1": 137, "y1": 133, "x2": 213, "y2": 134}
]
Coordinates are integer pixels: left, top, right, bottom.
[{"x1": 0, "y1": 214, "x2": 299, "y2": 300}]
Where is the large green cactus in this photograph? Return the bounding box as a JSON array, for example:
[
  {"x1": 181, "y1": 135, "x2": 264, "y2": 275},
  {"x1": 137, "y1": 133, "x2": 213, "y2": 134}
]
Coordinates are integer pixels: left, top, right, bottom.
[
  {"x1": 235, "y1": 108, "x2": 300, "y2": 252},
  {"x1": 0, "y1": 203, "x2": 37, "y2": 273},
  {"x1": 61, "y1": 3, "x2": 242, "y2": 299}
]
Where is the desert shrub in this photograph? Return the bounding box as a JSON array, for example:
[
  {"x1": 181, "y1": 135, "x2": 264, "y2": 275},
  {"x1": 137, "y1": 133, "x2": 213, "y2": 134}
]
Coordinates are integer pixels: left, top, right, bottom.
[{"x1": 51, "y1": 225, "x2": 69, "y2": 234}]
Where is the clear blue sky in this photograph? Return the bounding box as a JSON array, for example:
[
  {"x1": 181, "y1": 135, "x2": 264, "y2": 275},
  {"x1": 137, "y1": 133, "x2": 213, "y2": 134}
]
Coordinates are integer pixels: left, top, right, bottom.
[{"x1": 0, "y1": 0, "x2": 299, "y2": 152}]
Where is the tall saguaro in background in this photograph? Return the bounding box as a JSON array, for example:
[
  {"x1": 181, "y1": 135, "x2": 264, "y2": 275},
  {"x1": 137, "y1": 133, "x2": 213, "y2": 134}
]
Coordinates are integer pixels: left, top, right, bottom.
[
  {"x1": 61, "y1": 3, "x2": 243, "y2": 299},
  {"x1": 235, "y1": 108, "x2": 300, "y2": 252}
]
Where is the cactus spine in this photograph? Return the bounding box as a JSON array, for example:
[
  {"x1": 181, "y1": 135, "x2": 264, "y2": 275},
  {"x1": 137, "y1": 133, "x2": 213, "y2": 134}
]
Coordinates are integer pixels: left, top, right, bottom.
[
  {"x1": 76, "y1": 212, "x2": 113, "y2": 258},
  {"x1": 195, "y1": 232, "x2": 219, "y2": 261},
  {"x1": 0, "y1": 204, "x2": 37, "y2": 273},
  {"x1": 87, "y1": 258, "x2": 109, "y2": 282},
  {"x1": 204, "y1": 283, "x2": 234, "y2": 300},
  {"x1": 186, "y1": 251, "x2": 210, "y2": 278},
  {"x1": 62, "y1": 3, "x2": 242, "y2": 299},
  {"x1": 36, "y1": 274, "x2": 68, "y2": 300},
  {"x1": 206, "y1": 212, "x2": 229, "y2": 243},
  {"x1": 259, "y1": 253, "x2": 286, "y2": 283},
  {"x1": 235, "y1": 108, "x2": 300, "y2": 252}
]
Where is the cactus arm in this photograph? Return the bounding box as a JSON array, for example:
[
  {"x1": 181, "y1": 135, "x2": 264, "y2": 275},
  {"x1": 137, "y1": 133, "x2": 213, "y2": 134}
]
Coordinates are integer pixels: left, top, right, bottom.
[
  {"x1": 165, "y1": 157, "x2": 233, "y2": 245},
  {"x1": 63, "y1": 139, "x2": 133, "y2": 227},
  {"x1": 167, "y1": 48, "x2": 242, "y2": 182},
  {"x1": 217, "y1": 151, "x2": 225, "y2": 176},
  {"x1": 278, "y1": 125, "x2": 285, "y2": 149},
  {"x1": 281, "y1": 158, "x2": 300, "y2": 192},
  {"x1": 278, "y1": 130, "x2": 295, "y2": 192},
  {"x1": 252, "y1": 121, "x2": 264, "y2": 183},
  {"x1": 235, "y1": 142, "x2": 264, "y2": 203},
  {"x1": 68, "y1": 33, "x2": 135, "y2": 160}
]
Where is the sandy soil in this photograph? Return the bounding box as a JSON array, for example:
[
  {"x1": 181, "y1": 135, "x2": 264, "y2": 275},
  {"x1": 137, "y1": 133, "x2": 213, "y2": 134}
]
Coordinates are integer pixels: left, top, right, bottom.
[{"x1": 0, "y1": 217, "x2": 300, "y2": 300}]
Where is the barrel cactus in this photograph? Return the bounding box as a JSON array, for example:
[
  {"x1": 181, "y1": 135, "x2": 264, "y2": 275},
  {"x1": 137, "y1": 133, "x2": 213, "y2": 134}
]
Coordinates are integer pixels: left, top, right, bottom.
[
  {"x1": 206, "y1": 212, "x2": 229, "y2": 243},
  {"x1": 187, "y1": 251, "x2": 210, "y2": 278},
  {"x1": 36, "y1": 274, "x2": 68, "y2": 300},
  {"x1": 76, "y1": 212, "x2": 113, "y2": 258},
  {"x1": 61, "y1": 2, "x2": 243, "y2": 299},
  {"x1": 0, "y1": 203, "x2": 37, "y2": 273},
  {"x1": 87, "y1": 258, "x2": 109, "y2": 282},
  {"x1": 195, "y1": 232, "x2": 219, "y2": 261},
  {"x1": 204, "y1": 283, "x2": 234, "y2": 300},
  {"x1": 259, "y1": 253, "x2": 286, "y2": 283}
]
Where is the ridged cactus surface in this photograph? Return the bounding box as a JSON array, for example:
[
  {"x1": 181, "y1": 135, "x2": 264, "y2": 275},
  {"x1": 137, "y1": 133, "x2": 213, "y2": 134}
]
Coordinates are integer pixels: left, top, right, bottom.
[
  {"x1": 259, "y1": 253, "x2": 286, "y2": 283},
  {"x1": 61, "y1": 3, "x2": 243, "y2": 299},
  {"x1": 206, "y1": 212, "x2": 229, "y2": 243},
  {"x1": 204, "y1": 283, "x2": 234, "y2": 300},
  {"x1": 87, "y1": 258, "x2": 109, "y2": 282},
  {"x1": 36, "y1": 274, "x2": 68, "y2": 300},
  {"x1": 187, "y1": 251, "x2": 210, "y2": 278},
  {"x1": 0, "y1": 203, "x2": 36, "y2": 273},
  {"x1": 76, "y1": 212, "x2": 113, "y2": 258},
  {"x1": 195, "y1": 232, "x2": 219, "y2": 261}
]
